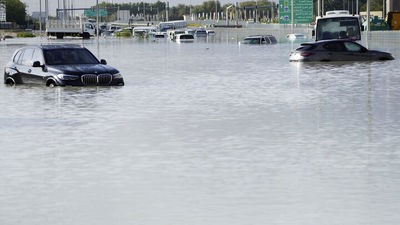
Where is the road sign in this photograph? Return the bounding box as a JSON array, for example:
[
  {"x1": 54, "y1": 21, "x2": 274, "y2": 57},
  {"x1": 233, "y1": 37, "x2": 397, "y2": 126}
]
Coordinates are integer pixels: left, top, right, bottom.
[
  {"x1": 279, "y1": 0, "x2": 313, "y2": 24},
  {"x1": 84, "y1": 9, "x2": 107, "y2": 17}
]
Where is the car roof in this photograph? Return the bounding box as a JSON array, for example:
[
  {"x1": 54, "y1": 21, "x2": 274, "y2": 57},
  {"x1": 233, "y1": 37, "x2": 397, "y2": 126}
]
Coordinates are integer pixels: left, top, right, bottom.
[
  {"x1": 39, "y1": 44, "x2": 85, "y2": 50},
  {"x1": 301, "y1": 39, "x2": 355, "y2": 46},
  {"x1": 245, "y1": 35, "x2": 275, "y2": 38}
]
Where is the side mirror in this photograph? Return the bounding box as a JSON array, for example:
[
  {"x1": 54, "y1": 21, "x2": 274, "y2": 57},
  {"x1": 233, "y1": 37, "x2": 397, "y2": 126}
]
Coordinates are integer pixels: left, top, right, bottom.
[
  {"x1": 32, "y1": 61, "x2": 41, "y2": 67},
  {"x1": 100, "y1": 59, "x2": 107, "y2": 65},
  {"x1": 361, "y1": 47, "x2": 368, "y2": 53}
]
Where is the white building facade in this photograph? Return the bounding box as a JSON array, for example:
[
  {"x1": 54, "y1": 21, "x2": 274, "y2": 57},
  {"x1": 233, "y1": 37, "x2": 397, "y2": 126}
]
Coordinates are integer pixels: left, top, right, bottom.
[{"x1": 0, "y1": 2, "x2": 6, "y2": 22}]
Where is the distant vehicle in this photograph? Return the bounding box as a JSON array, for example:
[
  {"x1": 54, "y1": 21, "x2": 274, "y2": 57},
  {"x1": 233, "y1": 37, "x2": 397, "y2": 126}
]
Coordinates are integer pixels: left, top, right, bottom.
[
  {"x1": 286, "y1": 33, "x2": 307, "y2": 41},
  {"x1": 241, "y1": 35, "x2": 277, "y2": 45},
  {"x1": 46, "y1": 19, "x2": 96, "y2": 39},
  {"x1": 168, "y1": 30, "x2": 185, "y2": 40},
  {"x1": 195, "y1": 28, "x2": 207, "y2": 37},
  {"x1": 206, "y1": 30, "x2": 216, "y2": 36},
  {"x1": 185, "y1": 29, "x2": 196, "y2": 35},
  {"x1": 159, "y1": 20, "x2": 187, "y2": 32},
  {"x1": 153, "y1": 32, "x2": 166, "y2": 39},
  {"x1": 314, "y1": 10, "x2": 362, "y2": 41},
  {"x1": 133, "y1": 26, "x2": 158, "y2": 38},
  {"x1": 4, "y1": 45, "x2": 124, "y2": 87},
  {"x1": 176, "y1": 34, "x2": 194, "y2": 43},
  {"x1": 99, "y1": 24, "x2": 108, "y2": 34},
  {"x1": 289, "y1": 39, "x2": 394, "y2": 62},
  {"x1": 108, "y1": 25, "x2": 121, "y2": 33}
]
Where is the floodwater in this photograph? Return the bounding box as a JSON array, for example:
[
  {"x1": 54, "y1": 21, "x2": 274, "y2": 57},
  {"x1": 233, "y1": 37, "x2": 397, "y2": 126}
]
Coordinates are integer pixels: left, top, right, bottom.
[{"x1": 1, "y1": 32, "x2": 400, "y2": 225}]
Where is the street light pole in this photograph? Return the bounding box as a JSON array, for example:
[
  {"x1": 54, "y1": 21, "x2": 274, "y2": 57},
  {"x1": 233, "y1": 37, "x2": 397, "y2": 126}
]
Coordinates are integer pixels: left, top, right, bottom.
[
  {"x1": 96, "y1": 0, "x2": 99, "y2": 58},
  {"x1": 291, "y1": 0, "x2": 294, "y2": 33},
  {"x1": 226, "y1": 5, "x2": 233, "y2": 25},
  {"x1": 39, "y1": 0, "x2": 42, "y2": 35}
]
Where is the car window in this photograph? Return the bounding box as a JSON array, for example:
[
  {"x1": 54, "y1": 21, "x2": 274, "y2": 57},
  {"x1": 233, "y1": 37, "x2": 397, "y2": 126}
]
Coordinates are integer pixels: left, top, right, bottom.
[
  {"x1": 242, "y1": 38, "x2": 261, "y2": 44},
  {"x1": 32, "y1": 49, "x2": 44, "y2": 64},
  {"x1": 268, "y1": 36, "x2": 277, "y2": 44},
  {"x1": 85, "y1": 23, "x2": 93, "y2": 29},
  {"x1": 21, "y1": 48, "x2": 34, "y2": 66},
  {"x1": 43, "y1": 48, "x2": 99, "y2": 65},
  {"x1": 343, "y1": 42, "x2": 363, "y2": 52},
  {"x1": 17, "y1": 50, "x2": 24, "y2": 65},
  {"x1": 323, "y1": 42, "x2": 346, "y2": 51},
  {"x1": 264, "y1": 37, "x2": 271, "y2": 44},
  {"x1": 13, "y1": 50, "x2": 22, "y2": 63}
]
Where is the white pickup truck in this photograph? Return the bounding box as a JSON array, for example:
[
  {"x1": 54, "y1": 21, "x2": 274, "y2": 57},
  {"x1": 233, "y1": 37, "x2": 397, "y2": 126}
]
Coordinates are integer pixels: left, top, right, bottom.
[{"x1": 46, "y1": 19, "x2": 96, "y2": 39}]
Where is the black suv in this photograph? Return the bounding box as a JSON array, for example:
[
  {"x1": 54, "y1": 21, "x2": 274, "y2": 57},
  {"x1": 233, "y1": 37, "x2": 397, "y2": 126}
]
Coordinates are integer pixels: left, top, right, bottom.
[{"x1": 4, "y1": 45, "x2": 124, "y2": 87}]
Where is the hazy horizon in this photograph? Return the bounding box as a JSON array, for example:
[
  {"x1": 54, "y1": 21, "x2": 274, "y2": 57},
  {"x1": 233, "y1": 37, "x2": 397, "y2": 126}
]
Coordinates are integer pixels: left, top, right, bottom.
[{"x1": 22, "y1": 0, "x2": 264, "y2": 14}]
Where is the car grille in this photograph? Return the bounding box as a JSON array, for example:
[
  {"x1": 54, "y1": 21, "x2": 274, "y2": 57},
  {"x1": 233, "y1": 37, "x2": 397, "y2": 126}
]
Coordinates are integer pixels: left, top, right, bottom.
[
  {"x1": 81, "y1": 74, "x2": 112, "y2": 86},
  {"x1": 98, "y1": 74, "x2": 112, "y2": 85}
]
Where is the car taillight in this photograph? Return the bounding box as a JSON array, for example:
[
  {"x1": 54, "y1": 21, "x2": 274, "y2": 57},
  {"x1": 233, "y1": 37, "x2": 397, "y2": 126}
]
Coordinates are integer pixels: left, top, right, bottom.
[{"x1": 301, "y1": 52, "x2": 316, "y2": 57}]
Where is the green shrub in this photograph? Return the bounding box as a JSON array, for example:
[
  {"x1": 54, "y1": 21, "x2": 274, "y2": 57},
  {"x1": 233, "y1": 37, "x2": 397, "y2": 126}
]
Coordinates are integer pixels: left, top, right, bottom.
[
  {"x1": 17, "y1": 32, "x2": 36, "y2": 38},
  {"x1": 114, "y1": 30, "x2": 132, "y2": 37}
]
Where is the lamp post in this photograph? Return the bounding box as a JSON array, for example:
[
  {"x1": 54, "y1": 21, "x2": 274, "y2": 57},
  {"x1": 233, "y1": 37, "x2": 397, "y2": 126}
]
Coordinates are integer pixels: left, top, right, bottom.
[
  {"x1": 226, "y1": 5, "x2": 233, "y2": 25},
  {"x1": 96, "y1": 0, "x2": 99, "y2": 58},
  {"x1": 39, "y1": 0, "x2": 42, "y2": 35}
]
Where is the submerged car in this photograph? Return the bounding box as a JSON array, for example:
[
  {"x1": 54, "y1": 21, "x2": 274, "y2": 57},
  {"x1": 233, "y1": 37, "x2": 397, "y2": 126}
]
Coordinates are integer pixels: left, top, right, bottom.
[
  {"x1": 286, "y1": 33, "x2": 307, "y2": 41},
  {"x1": 289, "y1": 39, "x2": 394, "y2": 62},
  {"x1": 176, "y1": 34, "x2": 194, "y2": 43},
  {"x1": 4, "y1": 45, "x2": 124, "y2": 86},
  {"x1": 241, "y1": 35, "x2": 278, "y2": 45}
]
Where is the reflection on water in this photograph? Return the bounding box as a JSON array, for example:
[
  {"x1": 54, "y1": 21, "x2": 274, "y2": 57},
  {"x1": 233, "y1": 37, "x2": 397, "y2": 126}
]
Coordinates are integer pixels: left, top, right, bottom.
[{"x1": 1, "y1": 33, "x2": 400, "y2": 225}]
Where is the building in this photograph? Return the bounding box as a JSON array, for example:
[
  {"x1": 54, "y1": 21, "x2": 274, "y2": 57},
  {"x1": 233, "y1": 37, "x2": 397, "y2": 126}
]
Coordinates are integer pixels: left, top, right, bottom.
[
  {"x1": 387, "y1": 0, "x2": 400, "y2": 12},
  {"x1": 0, "y1": 2, "x2": 6, "y2": 22}
]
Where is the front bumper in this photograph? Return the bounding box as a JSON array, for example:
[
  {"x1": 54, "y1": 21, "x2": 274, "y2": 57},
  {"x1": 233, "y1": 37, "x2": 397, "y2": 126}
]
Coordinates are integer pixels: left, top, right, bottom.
[{"x1": 55, "y1": 75, "x2": 125, "y2": 86}]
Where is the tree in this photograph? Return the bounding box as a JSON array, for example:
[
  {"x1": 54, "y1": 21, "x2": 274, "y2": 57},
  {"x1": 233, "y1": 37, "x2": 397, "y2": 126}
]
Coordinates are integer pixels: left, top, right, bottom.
[{"x1": 5, "y1": 0, "x2": 26, "y2": 25}]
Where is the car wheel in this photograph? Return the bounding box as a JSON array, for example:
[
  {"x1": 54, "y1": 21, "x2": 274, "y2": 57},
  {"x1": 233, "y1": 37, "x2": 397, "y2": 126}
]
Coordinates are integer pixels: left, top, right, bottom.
[
  {"x1": 46, "y1": 79, "x2": 57, "y2": 87},
  {"x1": 5, "y1": 77, "x2": 16, "y2": 86}
]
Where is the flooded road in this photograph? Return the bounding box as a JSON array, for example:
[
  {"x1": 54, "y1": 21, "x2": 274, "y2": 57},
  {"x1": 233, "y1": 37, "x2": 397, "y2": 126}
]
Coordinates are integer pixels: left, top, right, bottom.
[{"x1": 1, "y1": 34, "x2": 400, "y2": 225}]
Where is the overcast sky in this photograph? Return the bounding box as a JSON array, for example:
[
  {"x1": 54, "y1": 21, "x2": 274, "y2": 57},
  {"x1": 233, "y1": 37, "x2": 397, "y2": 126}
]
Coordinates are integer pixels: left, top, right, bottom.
[{"x1": 22, "y1": 0, "x2": 264, "y2": 14}]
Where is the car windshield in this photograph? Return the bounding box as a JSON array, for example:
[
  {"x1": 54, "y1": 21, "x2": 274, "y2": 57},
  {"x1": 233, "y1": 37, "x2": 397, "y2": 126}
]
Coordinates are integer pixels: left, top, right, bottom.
[
  {"x1": 316, "y1": 17, "x2": 361, "y2": 41},
  {"x1": 43, "y1": 48, "x2": 99, "y2": 65},
  {"x1": 242, "y1": 38, "x2": 261, "y2": 44}
]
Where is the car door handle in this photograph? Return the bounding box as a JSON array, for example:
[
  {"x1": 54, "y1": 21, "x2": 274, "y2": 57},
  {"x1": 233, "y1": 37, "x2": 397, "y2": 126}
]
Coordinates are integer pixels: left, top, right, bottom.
[{"x1": 28, "y1": 69, "x2": 32, "y2": 73}]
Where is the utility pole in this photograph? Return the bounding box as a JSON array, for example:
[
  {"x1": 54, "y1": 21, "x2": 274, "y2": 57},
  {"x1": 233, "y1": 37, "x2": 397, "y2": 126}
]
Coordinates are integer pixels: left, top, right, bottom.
[
  {"x1": 39, "y1": 0, "x2": 42, "y2": 35},
  {"x1": 235, "y1": 2, "x2": 239, "y2": 26},
  {"x1": 96, "y1": 0, "x2": 99, "y2": 58},
  {"x1": 45, "y1": 0, "x2": 48, "y2": 26},
  {"x1": 318, "y1": 0, "x2": 321, "y2": 17},
  {"x1": 226, "y1": 5, "x2": 233, "y2": 25},
  {"x1": 166, "y1": 1, "x2": 169, "y2": 22},
  {"x1": 57, "y1": 0, "x2": 60, "y2": 18},
  {"x1": 271, "y1": 2, "x2": 274, "y2": 22},
  {"x1": 143, "y1": 2, "x2": 145, "y2": 22},
  {"x1": 356, "y1": 0, "x2": 358, "y2": 14},
  {"x1": 383, "y1": 0, "x2": 385, "y2": 18},
  {"x1": 367, "y1": 0, "x2": 370, "y2": 31},
  {"x1": 63, "y1": 0, "x2": 66, "y2": 23},
  {"x1": 367, "y1": 0, "x2": 370, "y2": 48},
  {"x1": 291, "y1": 0, "x2": 294, "y2": 33},
  {"x1": 215, "y1": 0, "x2": 218, "y2": 21}
]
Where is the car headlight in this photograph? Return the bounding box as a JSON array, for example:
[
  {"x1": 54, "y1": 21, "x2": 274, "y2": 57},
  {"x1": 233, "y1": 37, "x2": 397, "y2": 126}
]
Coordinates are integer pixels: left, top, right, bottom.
[
  {"x1": 112, "y1": 73, "x2": 122, "y2": 79},
  {"x1": 57, "y1": 74, "x2": 79, "y2": 81}
]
